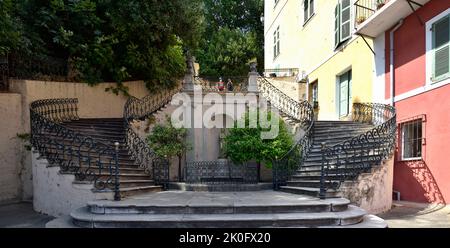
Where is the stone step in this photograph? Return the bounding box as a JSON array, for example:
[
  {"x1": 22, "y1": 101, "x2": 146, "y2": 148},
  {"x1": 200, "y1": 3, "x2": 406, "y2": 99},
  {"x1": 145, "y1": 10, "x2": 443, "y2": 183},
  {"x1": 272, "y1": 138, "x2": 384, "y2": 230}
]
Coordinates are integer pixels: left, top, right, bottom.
[
  {"x1": 304, "y1": 153, "x2": 385, "y2": 163},
  {"x1": 279, "y1": 186, "x2": 340, "y2": 198},
  {"x1": 87, "y1": 197, "x2": 350, "y2": 215},
  {"x1": 119, "y1": 180, "x2": 156, "y2": 188},
  {"x1": 119, "y1": 186, "x2": 163, "y2": 198},
  {"x1": 70, "y1": 205, "x2": 366, "y2": 228},
  {"x1": 286, "y1": 180, "x2": 340, "y2": 189}
]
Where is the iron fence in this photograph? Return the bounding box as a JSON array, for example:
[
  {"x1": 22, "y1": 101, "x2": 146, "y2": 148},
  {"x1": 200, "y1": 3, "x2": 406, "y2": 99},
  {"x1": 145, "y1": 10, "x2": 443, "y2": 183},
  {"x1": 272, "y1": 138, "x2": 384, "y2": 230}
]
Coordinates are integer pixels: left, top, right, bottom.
[{"x1": 185, "y1": 160, "x2": 258, "y2": 184}]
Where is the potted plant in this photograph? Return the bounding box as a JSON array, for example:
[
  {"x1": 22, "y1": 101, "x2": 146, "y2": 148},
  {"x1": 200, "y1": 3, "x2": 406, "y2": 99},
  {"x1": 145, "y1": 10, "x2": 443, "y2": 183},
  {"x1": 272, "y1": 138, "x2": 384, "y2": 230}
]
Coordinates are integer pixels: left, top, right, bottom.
[
  {"x1": 376, "y1": 0, "x2": 386, "y2": 10},
  {"x1": 356, "y1": 16, "x2": 367, "y2": 25}
]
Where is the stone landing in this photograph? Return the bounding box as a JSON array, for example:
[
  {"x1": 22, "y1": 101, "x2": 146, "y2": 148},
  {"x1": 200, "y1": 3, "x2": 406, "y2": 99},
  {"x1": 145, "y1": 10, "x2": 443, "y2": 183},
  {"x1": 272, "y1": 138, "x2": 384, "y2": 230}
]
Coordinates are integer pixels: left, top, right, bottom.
[{"x1": 46, "y1": 191, "x2": 388, "y2": 228}]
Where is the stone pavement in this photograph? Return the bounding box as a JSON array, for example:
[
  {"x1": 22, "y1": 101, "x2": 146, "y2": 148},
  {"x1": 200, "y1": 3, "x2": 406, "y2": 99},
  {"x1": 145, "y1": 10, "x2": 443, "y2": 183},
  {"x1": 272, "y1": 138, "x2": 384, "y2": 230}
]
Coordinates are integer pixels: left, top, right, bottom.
[
  {"x1": 377, "y1": 201, "x2": 450, "y2": 228},
  {"x1": 0, "y1": 202, "x2": 54, "y2": 228}
]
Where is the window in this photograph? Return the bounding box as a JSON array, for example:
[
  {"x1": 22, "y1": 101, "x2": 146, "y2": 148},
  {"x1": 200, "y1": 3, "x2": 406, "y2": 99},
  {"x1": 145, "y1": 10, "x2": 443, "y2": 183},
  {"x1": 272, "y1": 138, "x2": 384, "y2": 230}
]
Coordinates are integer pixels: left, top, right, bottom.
[
  {"x1": 338, "y1": 70, "x2": 351, "y2": 117},
  {"x1": 401, "y1": 120, "x2": 423, "y2": 160},
  {"x1": 274, "y1": 26, "x2": 280, "y2": 59},
  {"x1": 431, "y1": 14, "x2": 449, "y2": 82},
  {"x1": 335, "y1": 0, "x2": 352, "y2": 48},
  {"x1": 303, "y1": 0, "x2": 315, "y2": 24}
]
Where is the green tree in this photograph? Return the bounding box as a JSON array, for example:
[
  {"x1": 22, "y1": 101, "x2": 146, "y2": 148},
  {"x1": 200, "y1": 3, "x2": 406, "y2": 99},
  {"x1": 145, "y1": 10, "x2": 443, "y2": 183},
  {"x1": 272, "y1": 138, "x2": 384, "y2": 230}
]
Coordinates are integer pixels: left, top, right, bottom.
[
  {"x1": 0, "y1": 0, "x2": 22, "y2": 56},
  {"x1": 224, "y1": 111, "x2": 293, "y2": 181},
  {"x1": 147, "y1": 117, "x2": 191, "y2": 182},
  {"x1": 10, "y1": 0, "x2": 205, "y2": 92},
  {"x1": 196, "y1": 0, "x2": 263, "y2": 77}
]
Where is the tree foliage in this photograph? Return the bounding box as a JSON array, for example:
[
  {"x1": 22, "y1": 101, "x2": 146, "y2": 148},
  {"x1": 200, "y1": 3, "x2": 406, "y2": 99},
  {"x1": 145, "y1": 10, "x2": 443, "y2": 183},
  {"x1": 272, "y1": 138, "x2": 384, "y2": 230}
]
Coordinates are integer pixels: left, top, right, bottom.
[
  {"x1": 146, "y1": 117, "x2": 191, "y2": 160},
  {"x1": 196, "y1": 0, "x2": 263, "y2": 77},
  {"x1": 0, "y1": 0, "x2": 22, "y2": 56},
  {"x1": 224, "y1": 111, "x2": 294, "y2": 169},
  {"x1": 4, "y1": 0, "x2": 205, "y2": 91}
]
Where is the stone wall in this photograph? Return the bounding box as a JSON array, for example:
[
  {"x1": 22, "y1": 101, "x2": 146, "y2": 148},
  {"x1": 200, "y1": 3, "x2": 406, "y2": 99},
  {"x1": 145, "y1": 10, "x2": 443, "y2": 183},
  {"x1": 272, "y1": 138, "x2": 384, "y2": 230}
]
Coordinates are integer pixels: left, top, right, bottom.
[
  {"x1": 340, "y1": 155, "x2": 395, "y2": 214},
  {"x1": 32, "y1": 152, "x2": 113, "y2": 217},
  {"x1": 0, "y1": 94, "x2": 25, "y2": 202}
]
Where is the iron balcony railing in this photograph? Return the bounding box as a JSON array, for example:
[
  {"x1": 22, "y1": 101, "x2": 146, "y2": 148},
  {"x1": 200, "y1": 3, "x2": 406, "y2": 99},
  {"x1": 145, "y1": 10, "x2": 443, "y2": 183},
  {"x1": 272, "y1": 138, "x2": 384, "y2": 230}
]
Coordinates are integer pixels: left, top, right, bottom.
[
  {"x1": 354, "y1": 0, "x2": 389, "y2": 26},
  {"x1": 264, "y1": 68, "x2": 300, "y2": 78},
  {"x1": 193, "y1": 76, "x2": 249, "y2": 93}
]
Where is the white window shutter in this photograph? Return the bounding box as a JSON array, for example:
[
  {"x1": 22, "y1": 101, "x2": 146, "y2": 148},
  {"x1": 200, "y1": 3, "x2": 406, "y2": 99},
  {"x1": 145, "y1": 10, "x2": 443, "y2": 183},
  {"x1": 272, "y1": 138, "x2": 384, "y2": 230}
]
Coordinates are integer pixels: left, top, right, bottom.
[{"x1": 432, "y1": 15, "x2": 450, "y2": 82}]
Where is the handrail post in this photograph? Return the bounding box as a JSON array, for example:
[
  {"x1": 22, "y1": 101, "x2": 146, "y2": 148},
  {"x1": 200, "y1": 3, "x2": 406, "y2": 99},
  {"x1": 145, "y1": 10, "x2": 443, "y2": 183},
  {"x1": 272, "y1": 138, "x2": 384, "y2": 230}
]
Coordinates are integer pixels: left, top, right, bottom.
[
  {"x1": 114, "y1": 142, "x2": 121, "y2": 201},
  {"x1": 319, "y1": 142, "x2": 327, "y2": 200}
]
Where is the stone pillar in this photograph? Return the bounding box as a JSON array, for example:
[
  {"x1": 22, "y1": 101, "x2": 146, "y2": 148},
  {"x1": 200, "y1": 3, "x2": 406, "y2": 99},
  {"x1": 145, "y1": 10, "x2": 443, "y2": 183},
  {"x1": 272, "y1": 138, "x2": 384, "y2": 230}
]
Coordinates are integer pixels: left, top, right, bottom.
[
  {"x1": 248, "y1": 62, "x2": 259, "y2": 93},
  {"x1": 183, "y1": 55, "x2": 195, "y2": 92}
]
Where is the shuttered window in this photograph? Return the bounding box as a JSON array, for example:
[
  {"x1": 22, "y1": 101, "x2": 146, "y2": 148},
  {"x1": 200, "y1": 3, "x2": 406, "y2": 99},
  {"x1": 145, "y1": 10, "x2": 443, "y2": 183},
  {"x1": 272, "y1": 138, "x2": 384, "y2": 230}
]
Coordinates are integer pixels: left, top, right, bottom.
[
  {"x1": 304, "y1": 0, "x2": 315, "y2": 24},
  {"x1": 335, "y1": 0, "x2": 352, "y2": 48},
  {"x1": 274, "y1": 26, "x2": 280, "y2": 59},
  {"x1": 432, "y1": 14, "x2": 450, "y2": 82},
  {"x1": 335, "y1": 4, "x2": 341, "y2": 47}
]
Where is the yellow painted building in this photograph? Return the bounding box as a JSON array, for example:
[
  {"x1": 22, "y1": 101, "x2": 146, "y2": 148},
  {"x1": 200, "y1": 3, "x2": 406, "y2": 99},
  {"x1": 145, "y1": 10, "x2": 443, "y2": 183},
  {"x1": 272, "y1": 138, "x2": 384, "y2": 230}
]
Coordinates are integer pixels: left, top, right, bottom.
[{"x1": 264, "y1": 0, "x2": 377, "y2": 120}]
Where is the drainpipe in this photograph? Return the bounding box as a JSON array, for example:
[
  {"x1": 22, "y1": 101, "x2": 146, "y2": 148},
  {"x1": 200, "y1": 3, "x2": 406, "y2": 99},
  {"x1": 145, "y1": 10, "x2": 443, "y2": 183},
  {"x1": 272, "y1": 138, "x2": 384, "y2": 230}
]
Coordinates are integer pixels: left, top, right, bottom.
[{"x1": 390, "y1": 19, "x2": 404, "y2": 106}]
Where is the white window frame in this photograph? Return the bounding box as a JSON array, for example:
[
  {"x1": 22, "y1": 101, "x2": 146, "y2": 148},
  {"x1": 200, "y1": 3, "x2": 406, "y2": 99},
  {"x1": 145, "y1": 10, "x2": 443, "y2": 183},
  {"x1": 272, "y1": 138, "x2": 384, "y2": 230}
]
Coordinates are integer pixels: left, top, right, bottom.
[
  {"x1": 426, "y1": 8, "x2": 450, "y2": 87},
  {"x1": 400, "y1": 119, "x2": 423, "y2": 161},
  {"x1": 273, "y1": 26, "x2": 280, "y2": 60}
]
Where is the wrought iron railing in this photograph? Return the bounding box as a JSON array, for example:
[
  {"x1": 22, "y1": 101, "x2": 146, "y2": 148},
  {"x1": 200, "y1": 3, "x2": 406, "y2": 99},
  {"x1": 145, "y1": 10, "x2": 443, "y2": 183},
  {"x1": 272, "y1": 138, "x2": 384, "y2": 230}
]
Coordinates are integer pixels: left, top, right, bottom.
[
  {"x1": 9, "y1": 53, "x2": 68, "y2": 81},
  {"x1": 354, "y1": 0, "x2": 388, "y2": 26},
  {"x1": 194, "y1": 76, "x2": 249, "y2": 93},
  {"x1": 123, "y1": 85, "x2": 182, "y2": 188},
  {"x1": 0, "y1": 55, "x2": 9, "y2": 91},
  {"x1": 185, "y1": 160, "x2": 258, "y2": 184},
  {"x1": 256, "y1": 76, "x2": 315, "y2": 189},
  {"x1": 30, "y1": 98, "x2": 122, "y2": 200},
  {"x1": 264, "y1": 68, "x2": 300, "y2": 78},
  {"x1": 319, "y1": 103, "x2": 397, "y2": 198}
]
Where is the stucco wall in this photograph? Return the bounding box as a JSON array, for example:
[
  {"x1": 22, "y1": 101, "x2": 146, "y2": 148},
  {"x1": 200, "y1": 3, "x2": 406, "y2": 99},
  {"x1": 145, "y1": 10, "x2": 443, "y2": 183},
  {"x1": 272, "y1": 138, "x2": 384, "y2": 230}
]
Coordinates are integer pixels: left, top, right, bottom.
[
  {"x1": 9, "y1": 79, "x2": 149, "y2": 133},
  {"x1": 32, "y1": 151, "x2": 113, "y2": 217},
  {"x1": 340, "y1": 155, "x2": 395, "y2": 214},
  {"x1": 0, "y1": 94, "x2": 25, "y2": 202},
  {"x1": 308, "y1": 37, "x2": 375, "y2": 121},
  {"x1": 267, "y1": 78, "x2": 307, "y2": 101}
]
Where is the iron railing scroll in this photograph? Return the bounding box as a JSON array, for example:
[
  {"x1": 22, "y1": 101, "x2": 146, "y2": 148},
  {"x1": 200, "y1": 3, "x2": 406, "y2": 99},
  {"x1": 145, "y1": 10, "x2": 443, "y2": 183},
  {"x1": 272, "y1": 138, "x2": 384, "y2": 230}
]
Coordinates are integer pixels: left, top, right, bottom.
[
  {"x1": 256, "y1": 76, "x2": 315, "y2": 190},
  {"x1": 319, "y1": 103, "x2": 397, "y2": 197},
  {"x1": 123, "y1": 86, "x2": 182, "y2": 189},
  {"x1": 30, "y1": 98, "x2": 122, "y2": 200}
]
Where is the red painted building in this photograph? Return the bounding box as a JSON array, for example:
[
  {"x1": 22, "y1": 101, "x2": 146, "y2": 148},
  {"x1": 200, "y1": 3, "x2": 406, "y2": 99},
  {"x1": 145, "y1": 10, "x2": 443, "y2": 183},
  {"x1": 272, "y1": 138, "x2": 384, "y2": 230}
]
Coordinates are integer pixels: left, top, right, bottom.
[{"x1": 357, "y1": 0, "x2": 450, "y2": 204}]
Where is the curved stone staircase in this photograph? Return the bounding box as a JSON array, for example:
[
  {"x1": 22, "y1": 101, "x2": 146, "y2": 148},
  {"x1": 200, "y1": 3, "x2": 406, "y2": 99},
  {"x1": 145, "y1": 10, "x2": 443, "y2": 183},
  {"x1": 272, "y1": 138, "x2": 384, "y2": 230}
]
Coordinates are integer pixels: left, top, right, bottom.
[
  {"x1": 60, "y1": 118, "x2": 162, "y2": 198},
  {"x1": 46, "y1": 191, "x2": 387, "y2": 228}
]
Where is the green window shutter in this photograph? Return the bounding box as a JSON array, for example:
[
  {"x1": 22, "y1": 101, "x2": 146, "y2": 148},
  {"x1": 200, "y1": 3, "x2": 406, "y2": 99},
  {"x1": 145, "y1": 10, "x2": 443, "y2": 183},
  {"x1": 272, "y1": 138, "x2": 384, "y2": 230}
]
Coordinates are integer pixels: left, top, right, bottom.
[
  {"x1": 310, "y1": 0, "x2": 314, "y2": 17},
  {"x1": 432, "y1": 15, "x2": 450, "y2": 82},
  {"x1": 334, "y1": 3, "x2": 341, "y2": 47},
  {"x1": 340, "y1": 0, "x2": 351, "y2": 42}
]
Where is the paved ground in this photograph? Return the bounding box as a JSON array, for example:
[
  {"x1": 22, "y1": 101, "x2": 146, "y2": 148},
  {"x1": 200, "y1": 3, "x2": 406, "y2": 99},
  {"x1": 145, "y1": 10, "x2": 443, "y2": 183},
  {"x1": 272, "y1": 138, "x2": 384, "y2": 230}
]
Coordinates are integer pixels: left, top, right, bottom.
[
  {"x1": 0, "y1": 202, "x2": 54, "y2": 228},
  {"x1": 377, "y1": 201, "x2": 450, "y2": 228}
]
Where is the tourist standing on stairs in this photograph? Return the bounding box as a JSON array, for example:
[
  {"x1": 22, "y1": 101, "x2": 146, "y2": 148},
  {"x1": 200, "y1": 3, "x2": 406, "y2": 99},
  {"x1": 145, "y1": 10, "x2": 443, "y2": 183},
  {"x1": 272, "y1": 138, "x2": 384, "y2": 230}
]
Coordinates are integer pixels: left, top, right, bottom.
[
  {"x1": 217, "y1": 77, "x2": 225, "y2": 91},
  {"x1": 227, "y1": 78, "x2": 234, "y2": 92}
]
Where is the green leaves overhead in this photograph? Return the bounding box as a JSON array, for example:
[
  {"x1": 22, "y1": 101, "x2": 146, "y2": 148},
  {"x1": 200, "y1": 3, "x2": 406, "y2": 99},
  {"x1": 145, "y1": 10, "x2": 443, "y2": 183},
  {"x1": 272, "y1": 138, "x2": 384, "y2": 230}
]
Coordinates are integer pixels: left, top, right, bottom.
[
  {"x1": 196, "y1": 0, "x2": 264, "y2": 77},
  {"x1": 5, "y1": 0, "x2": 205, "y2": 91}
]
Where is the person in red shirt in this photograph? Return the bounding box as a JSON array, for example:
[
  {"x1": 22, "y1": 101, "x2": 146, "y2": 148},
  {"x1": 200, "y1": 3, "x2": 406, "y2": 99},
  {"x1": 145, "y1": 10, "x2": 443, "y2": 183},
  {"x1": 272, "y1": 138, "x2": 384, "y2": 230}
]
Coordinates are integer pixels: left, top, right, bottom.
[{"x1": 217, "y1": 77, "x2": 225, "y2": 91}]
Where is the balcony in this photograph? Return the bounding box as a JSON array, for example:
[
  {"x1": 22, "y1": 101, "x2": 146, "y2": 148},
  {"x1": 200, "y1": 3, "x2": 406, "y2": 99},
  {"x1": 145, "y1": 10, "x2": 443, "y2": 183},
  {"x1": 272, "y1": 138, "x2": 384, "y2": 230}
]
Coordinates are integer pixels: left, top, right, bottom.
[{"x1": 354, "y1": 0, "x2": 431, "y2": 38}]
